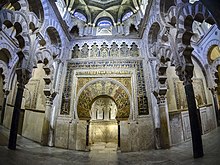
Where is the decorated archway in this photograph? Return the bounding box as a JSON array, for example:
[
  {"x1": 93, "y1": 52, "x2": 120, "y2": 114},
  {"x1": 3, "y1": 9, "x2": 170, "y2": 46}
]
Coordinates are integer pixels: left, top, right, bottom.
[
  {"x1": 76, "y1": 78, "x2": 130, "y2": 150},
  {"x1": 76, "y1": 78, "x2": 131, "y2": 120}
]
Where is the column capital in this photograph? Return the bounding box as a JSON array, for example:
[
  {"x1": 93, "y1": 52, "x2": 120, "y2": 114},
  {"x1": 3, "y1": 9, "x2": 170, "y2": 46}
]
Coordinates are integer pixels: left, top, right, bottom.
[
  {"x1": 175, "y1": 66, "x2": 193, "y2": 86},
  {"x1": 16, "y1": 68, "x2": 31, "y2": 89}
]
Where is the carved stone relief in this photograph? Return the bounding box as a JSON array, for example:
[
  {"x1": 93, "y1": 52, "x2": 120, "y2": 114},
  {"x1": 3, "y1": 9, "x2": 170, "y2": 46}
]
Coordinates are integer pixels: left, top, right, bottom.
[
  {"x1": 90, "y1": 43, "x2": 99, "y2": 57},
  {"x1": 60, "y1": 60, "x2": 148, "y2": 116},
  {"x1": 23, "y1": 79, "x2": 40, "y2": 109},
  {"x1": 71, "y1": 42, "x2": 139, "y2": 58},
  {"x1": 80, "y1": 43, "x2": 89, "y2": 58},
  {"x1": 130, "y1": 42, "x2": 139, "y2": 57},
  {"x1": 100, "y1": 42, "x2": 109, "y2": 57},
  {"x1": 120, "y1": 42, "x2": 130, "y2": 57},
  {"x1": 72, "y1": 44, "x2": 80, "y2": 58},
  {"x1": 110, "y1": 42, "x2": 119, "y2": 57}
]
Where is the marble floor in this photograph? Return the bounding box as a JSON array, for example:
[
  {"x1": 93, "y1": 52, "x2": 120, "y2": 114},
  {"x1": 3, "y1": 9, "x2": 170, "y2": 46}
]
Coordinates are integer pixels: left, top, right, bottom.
[{"x1": 0, "y1": 126, "x2": 220, "y2": 165}]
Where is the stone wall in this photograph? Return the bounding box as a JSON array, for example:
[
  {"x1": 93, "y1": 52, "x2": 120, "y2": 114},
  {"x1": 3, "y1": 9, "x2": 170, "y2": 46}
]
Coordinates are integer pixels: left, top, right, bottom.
[
  {"x1": 169, "y1": 106, "x2": 217, "y2": 145},
  {"x1": 22, "y1": 111, "x2": 44, "y2": 142},
  {"x1": 120, "y1": 116, "x2": 154, "y2": 151},
  {"x1": 54, "y1": 116, "x2": 154, "y2": 152},
  {"x1": 166, "y1": 58, "x2": 217, "y2": 145},
  {"x1": 89, "y1": 120, "x2": 118, "y2": 144},
  {"x1": 20, "y1": 63, "x2": 46, "y2": 143}
]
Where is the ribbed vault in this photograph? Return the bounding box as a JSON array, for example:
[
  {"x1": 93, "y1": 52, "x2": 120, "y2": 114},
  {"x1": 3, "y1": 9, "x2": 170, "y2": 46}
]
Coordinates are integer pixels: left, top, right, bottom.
[{"x1": 64, "y1": 0, "x2": 141, "y2": 24}]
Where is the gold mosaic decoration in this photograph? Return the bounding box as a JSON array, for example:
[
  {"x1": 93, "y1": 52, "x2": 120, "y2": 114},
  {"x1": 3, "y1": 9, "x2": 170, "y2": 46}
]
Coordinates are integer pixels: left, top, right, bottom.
[{"x1": 77, "y1": 79, "x2": 130, "y2": 120}]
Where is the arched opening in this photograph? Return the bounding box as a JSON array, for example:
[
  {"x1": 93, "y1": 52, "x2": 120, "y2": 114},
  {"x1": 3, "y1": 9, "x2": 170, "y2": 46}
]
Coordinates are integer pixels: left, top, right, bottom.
[
  {"x1": 46, "y1": 27, "x2": 61, "y2": 47},
  {"x1": 27, "y1": 0, "x2": 44, "y2": 22},
  {"x1": 76, "y1": 79, "x2": 130, "y2": 151},
  {"x1": 70, "y1": 25, "x2": 79, "y2": 37},
  {"x1": 121, "y1": 11, "x2": 133, "y2": 22},
  {"x1": 89, "y1": 96, "x2": 118, "y2": 151},
  {"x1": 96, "y1": 18, "x2": 113, "y2": 36},
  {"x1": 148, "y1": 22, "x2": 160, "y2": 57},
  {"x1": 73, "y1": 11, "x2": 87, "y2": 22},
  {"x1": 0, "y1": 49, "x2": 11, "y2": 64}
]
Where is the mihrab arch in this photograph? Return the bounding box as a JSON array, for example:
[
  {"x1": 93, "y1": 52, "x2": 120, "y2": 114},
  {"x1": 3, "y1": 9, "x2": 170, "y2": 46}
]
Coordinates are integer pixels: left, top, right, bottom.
[{"x1": 76, "y1": 78, "x2": 131, "y2": 121}]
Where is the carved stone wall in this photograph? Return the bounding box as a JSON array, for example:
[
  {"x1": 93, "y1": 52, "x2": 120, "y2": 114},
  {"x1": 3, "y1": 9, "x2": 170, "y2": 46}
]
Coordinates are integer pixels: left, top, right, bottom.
[
  {"x1": 60, "y1": 60, "x2": 149, "y2": 117},
  {"x1": 72, "y1": 42, "x2": 139, "y2": 58}
]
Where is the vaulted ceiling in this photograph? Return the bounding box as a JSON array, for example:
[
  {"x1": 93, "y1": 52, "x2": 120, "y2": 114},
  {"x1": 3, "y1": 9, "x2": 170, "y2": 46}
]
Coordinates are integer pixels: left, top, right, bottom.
[{"x1": 64, "y1": 0, "x2": 141, "y2": 24}]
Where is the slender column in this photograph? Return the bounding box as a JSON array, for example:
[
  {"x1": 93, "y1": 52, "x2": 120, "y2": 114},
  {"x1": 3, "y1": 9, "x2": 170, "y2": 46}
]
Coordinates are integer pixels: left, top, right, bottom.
[
  {"x1": 86, "y1": 120, "x2": 90, "y2": 146},
  {"x1": 41, "y1": 96, "x2": 53, "y2": 146},
  {"x1": 118, "y1": 121, "x2": 120, "y2": 148},
  {"x1": 158, "y1": 96, "x2": 170, "y2": 149},
  {"x1": 42, "y1": 66, "x2": 56, "y2": 146},
  {"x1": 1, "y1": 91, "x2": 9, "y2": 124},
  {"x1": 211, "y1": 89, "x2": 220, "y2": 126},
  {"x1": 184, "y1": 80, "x2": 203, "y2": 158},
  {"x1": 8, "y1": 68, "x2": 30, "y2": 150}
]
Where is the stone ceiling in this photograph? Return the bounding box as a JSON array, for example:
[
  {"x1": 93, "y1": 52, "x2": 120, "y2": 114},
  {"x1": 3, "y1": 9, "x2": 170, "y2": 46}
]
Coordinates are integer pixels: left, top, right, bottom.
[{"x1": 64, "y1": 0, "x2": 141, "y2": 24}]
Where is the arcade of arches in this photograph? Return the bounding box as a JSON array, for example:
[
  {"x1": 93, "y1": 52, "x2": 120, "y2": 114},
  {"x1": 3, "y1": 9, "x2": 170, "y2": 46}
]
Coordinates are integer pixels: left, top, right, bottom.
[{"x1": 0, "y1": 0, "x2": 220, "y2": 158}]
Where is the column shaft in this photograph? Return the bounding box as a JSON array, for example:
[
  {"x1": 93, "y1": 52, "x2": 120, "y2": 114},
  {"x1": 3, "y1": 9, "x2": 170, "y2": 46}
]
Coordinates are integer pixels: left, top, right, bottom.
[
  {"x1": 159, "y1": 102, "x2": 170, "y2": 149},
  {"x1": 184, "y1": 83, "x2": 204, "y2": 158},
  {"x1": 8, "y1": 86, "x2": 24, "y2": 150},
  {"x1": 41, "y1": 98, "x2": 52, "y2": 146},
  {"x1": 212, "y1": 91, "x2": 220, "y2": 126}
]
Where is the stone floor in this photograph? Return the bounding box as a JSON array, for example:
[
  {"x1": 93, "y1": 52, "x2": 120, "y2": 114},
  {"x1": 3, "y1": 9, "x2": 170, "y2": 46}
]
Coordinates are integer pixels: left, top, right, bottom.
[{"x1": 0, "y1": 126, "x2": 220, "y2": 165}]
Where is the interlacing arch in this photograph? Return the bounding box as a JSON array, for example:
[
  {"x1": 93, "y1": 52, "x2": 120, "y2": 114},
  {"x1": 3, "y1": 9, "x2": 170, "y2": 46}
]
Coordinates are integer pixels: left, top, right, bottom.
[
  {"x1": 0, "y1": 10, "x2": 30, "y2": 56},
  {"x1": 176, "y1": 1, "x2": 215, "y2": 56},
  {"x1": 165, "y1": 6, "x2": 177, "y2": 25},
  {"x1": 211, "y1": 58, "x2": 220, "y2": 89},
  {"x1": 0, "y1": 42, "x2": 20, "y2": 92},
  {"x1": 176, "y1": 1, "x2": 215, "y2": 80},
  {"x1": 28, "y1": 12, "x2": 41, "y2": 31},
  {"x1": 34, "y1": 50, "x2": 54, "y2": 69},
  {"x1": 11, "y1": 0, "x2": 28, "y2": 11}
]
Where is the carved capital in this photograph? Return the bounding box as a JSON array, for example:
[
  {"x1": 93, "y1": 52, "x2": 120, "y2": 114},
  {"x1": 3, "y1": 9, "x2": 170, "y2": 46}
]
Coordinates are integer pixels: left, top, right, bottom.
[
  {"x1": 153, "y1": 91, "x2": 166, "y2": 105},
  {"x1": 16, "y1": 68, "x2": 31, "y2": 89},
  {"x1": 45, "y1": 96, "x2": 53, "y2": 105}
]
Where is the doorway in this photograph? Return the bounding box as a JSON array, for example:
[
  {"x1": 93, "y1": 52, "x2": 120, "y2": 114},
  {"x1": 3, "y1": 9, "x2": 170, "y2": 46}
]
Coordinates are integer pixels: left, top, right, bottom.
[{"x1": 89, "y1": 96, "x2": 118, "y2": 151}]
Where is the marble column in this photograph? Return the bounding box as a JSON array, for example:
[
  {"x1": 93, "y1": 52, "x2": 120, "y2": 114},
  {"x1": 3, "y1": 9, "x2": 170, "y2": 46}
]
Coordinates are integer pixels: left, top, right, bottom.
[
  {"x1": 184, "y1": 79, "x2": 203, "y2": 158},
  {"x1": 158, "y1": 96, "x2": 170, "y2": 149},
  {"x1": 41, "y1": 96, "x2": 54, "y2": 146},
  {"x1": 118, "y1": 121, "x2": 120, "y2": 148},
  {"x1": 211, "y1": 89, "x2": 220, "y2": 126},
  {"x1": 8, "y1": 68, "x2": 30, "y2": 150},
  {"x1": 86, "y1": 120, "x2": 90, "y2": 146},
  {"x1": 0, "y1": 90, "x2": 9, "y2": 124}
]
